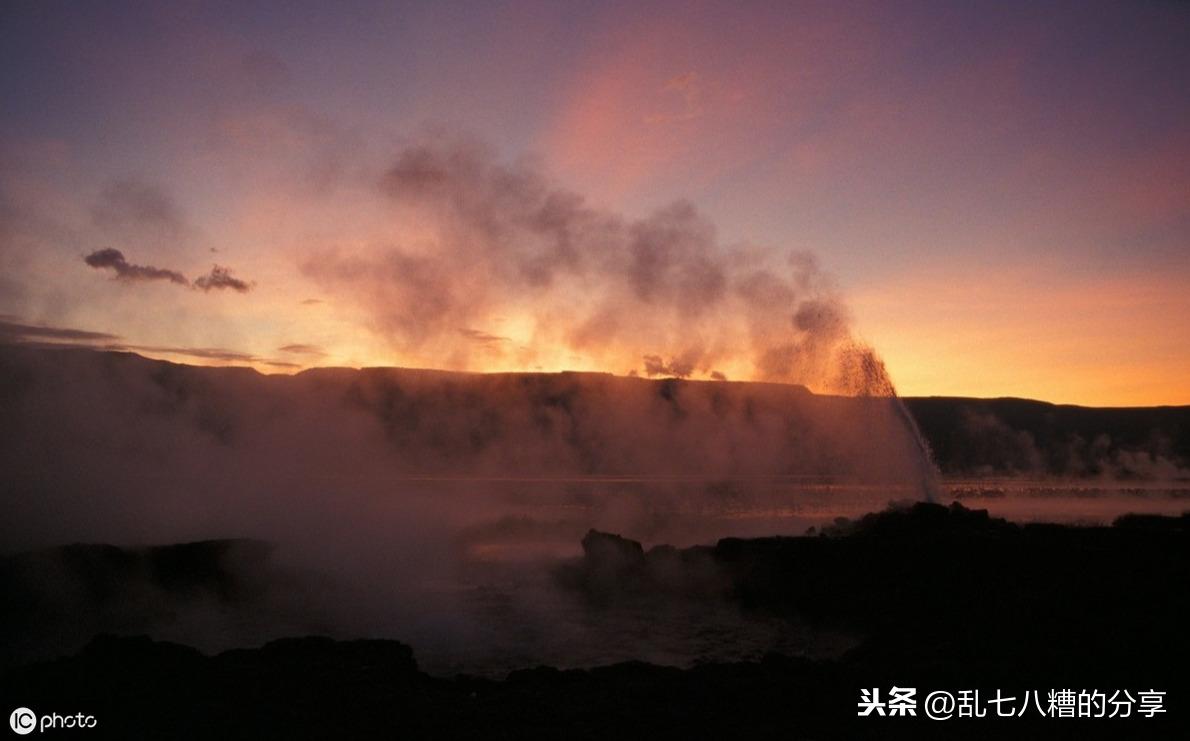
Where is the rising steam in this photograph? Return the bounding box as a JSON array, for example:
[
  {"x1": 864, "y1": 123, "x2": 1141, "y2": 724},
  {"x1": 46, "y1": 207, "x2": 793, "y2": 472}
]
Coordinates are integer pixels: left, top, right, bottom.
[{"x1": 303, "y1": 135, "x2": 902, "y2": 397}]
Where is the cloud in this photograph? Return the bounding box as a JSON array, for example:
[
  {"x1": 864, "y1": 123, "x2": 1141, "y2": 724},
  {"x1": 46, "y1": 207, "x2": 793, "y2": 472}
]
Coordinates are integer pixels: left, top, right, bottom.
[
  {"x1": 0, "y1": 319, "x2": 121, "y2": 344},
  {"x1": 0, "y1": 318, "x2": 294, "y2": 370},
  {"x1": 83, "y1": 250, "x2": 254, "y2": 293},
  {"x1": 278, "y1": 344, "x2": 327, "y2": 356},
  {"x1": 116, "y1": 344, "x2": 298, "y2": 368},
  {"x1": 84, "y1": 247, "x2": 188, "y2": 285},
  {"x1": 459, "y1": 328, "x2": 509, "y2": 344},
  {"x1": 122, "y1": 345, "x2": 256, "y2": 362},
  {"x1": 194, "y1": 265, "x2": 252, "y2": 293}
]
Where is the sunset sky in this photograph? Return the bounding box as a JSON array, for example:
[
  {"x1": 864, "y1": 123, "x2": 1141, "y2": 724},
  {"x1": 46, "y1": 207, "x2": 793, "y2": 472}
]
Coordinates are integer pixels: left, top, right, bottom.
[{"x1": 1, "y1": 0, "x2": 1187, "y2": 406}]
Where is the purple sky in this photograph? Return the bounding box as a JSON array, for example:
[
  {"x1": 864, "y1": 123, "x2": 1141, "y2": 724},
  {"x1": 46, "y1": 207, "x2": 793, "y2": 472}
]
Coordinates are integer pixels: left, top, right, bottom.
[{"x1": 1, "y1": 1, "x2": 1187, "y2": 404}]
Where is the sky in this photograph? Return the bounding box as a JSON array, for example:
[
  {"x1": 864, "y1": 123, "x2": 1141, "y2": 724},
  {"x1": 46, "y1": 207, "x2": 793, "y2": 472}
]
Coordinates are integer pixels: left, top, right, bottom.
[{"x1": 1, "y1": 0, "x2": 1187, "y2": 406}]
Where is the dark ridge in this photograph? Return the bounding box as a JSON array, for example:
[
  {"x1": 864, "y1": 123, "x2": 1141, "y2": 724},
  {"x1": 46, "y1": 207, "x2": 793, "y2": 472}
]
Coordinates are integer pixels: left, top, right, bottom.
[
  {"x1": 904, "y1": 396, "x2": 1190, "y2": 477},
  {"x1": 0, "y1": 343, "x2": 896, "y2": 483},
  {"x1": 4, "y1": 344, "x2": 1186, "y2": 480}
]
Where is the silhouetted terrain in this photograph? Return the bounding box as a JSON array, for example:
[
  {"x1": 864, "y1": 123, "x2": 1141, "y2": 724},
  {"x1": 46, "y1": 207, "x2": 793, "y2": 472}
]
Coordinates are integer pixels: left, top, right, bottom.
[
  {"x1": 2, "y1": 504, "x2": 1186, "y2": 739},
  {"x1": 906, "y1": 397, "x2": 1190, "y2": 478},
  {"x1": 5, "y1": 346, "x2": 1187, "y2": 484}
]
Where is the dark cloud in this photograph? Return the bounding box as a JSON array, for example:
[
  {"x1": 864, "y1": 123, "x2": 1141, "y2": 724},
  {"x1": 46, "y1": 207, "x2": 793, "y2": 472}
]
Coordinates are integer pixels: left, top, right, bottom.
[
  {"x1": 299, "y1": 298, "x2": 324, "y2": 306},
  {"x1": 122, "y1": 345, "x2": 255, "y2": 362},
  {"x1": 84, "y1": 248, "x2": 188, "y2": 285},
  {"x1": 0, "y1": 319, "x2": 121, "y2": 344},
  {"x1": 83, "y1": 250, "x2": 254, "y2": 294},
  {"x1": 278, "y1": 344, "x2": 327, "y2": 356},
  {"x1": 194, "y1": 265, "x2": 252, "y2": 293}
]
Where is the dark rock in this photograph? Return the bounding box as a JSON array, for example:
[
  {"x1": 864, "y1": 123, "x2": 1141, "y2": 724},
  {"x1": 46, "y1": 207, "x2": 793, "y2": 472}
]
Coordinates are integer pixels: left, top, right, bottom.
[{"x1": 4, "y1": 505, "x2": 1187, "y2": 739}]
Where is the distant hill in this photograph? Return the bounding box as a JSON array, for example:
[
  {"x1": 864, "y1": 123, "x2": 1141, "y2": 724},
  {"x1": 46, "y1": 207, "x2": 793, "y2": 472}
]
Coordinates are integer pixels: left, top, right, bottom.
[
  {"x1": 905, "y1": 396, "x2": 1190, "y2": 478},
  {"x1": 0, "y1": 343, "x2": 925, "y2": 483}
]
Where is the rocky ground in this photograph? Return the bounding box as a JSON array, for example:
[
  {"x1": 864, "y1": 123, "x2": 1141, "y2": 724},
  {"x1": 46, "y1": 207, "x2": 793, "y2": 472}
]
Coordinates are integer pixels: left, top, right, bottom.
[{"x1": 3, "y1": 503, "x2": 1187, "y2": 739}]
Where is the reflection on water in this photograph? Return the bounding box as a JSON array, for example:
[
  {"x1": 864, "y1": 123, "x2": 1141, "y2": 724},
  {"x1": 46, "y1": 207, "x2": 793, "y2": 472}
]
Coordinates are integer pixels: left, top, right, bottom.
[
  {"x1": 408, "y1": 477, "x2": 1188, "y2": 675},
  {"x1": 947, "y1": 479, "x2": 1190, "y2": 524},
  {"x1": 435, "y1": 476, "x2": 1190, "y2": 555}
]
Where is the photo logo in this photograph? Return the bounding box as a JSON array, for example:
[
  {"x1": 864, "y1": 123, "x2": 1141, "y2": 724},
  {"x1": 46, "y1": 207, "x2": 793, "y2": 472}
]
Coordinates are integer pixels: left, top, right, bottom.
[
  {"x1": 9, "y1": 708, "x2": 36, "y2": 735},
  {"x1": 7, "y1": 708, "x2": 98, "y2": 734}
]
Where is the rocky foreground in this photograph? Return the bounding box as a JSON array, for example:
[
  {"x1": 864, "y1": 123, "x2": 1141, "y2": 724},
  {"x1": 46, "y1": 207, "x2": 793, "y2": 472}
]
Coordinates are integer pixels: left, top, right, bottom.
[{"x1": 3, "y1": 503, "x2": 1187, "y2": 739}]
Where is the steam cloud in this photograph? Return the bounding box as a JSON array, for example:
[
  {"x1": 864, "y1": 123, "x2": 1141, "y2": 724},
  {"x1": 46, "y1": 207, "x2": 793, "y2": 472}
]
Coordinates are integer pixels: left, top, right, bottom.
[{"x1": 303, "y1": 136, "x2": 894, "y2": 396}]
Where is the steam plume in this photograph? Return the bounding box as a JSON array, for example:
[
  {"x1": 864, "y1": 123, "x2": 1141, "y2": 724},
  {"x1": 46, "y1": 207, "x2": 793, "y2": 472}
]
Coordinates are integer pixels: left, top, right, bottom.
[{"x1": 303, "y1": 135, "x2": 902, "y2": 397}]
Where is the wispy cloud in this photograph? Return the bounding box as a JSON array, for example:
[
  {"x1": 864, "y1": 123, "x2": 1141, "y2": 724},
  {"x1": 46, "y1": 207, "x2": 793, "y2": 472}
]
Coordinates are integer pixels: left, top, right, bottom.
[
  {"x1": 0, "y1": 317, "x2": 295, "y2": 369},
  {"x1": 277, "y1": 343, "x2": 326, "y2": 356},
  {"x1": 114, "y1": 344, "x2": 298, "y2": 368},
  {"x1": 0, "y1": 319, "x2": 121, "y2": 343},
  {"x1": 458, "y1": 328, "x2": 509, "y2": 344}
]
